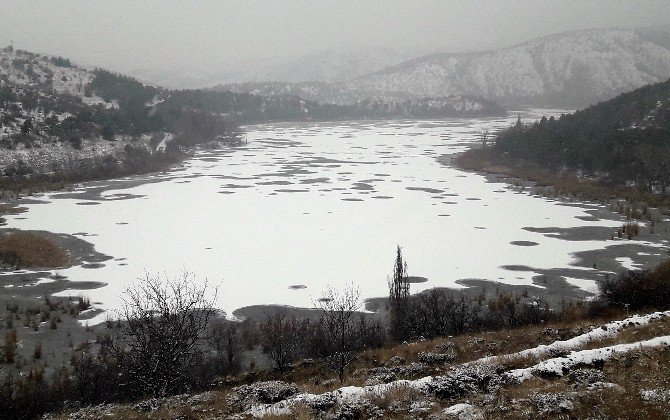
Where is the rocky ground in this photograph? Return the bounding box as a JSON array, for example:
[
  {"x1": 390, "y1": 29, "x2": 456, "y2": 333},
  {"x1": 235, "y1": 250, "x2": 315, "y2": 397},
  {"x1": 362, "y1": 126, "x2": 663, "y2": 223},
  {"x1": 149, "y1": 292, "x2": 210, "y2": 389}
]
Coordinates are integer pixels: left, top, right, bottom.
[{"x1": 47, "y1": 310, "x2": 670, "y2": 419}]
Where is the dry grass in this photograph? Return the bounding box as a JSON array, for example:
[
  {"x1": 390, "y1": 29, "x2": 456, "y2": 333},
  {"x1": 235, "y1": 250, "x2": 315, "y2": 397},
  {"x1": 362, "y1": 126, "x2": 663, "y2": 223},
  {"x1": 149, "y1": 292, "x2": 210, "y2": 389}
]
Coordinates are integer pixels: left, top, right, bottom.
[
  {"x1": 0, "y1": 204, "x2": 27, "y2": 216},
  {"x1": 354, "y1": 312, "x2": 629, "y2": 377},
  {"x1": 50, "y1": 308, "x2": 670, "y2": 419},
  {"x1": 0, "y1": 231, "x2": 69, "y2": 268}
]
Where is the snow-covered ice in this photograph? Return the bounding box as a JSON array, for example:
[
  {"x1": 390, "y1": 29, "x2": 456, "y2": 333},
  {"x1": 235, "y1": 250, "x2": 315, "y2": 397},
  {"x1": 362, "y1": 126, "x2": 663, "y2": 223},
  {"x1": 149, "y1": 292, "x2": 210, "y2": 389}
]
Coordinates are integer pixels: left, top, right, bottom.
[{"x1": 1, "y1": 111, "x2": 658, "y2": 320}]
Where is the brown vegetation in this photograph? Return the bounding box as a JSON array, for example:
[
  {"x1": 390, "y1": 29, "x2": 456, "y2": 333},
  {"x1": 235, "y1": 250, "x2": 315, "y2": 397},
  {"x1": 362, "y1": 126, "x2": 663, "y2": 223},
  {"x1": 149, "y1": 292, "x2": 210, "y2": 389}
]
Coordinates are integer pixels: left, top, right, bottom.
[
  {"x1": 0, "y1": 231, "x2": 69, "y2": 268},
  {"x1": 457, "y1": 147, "x2": 670, "y2": 208}
]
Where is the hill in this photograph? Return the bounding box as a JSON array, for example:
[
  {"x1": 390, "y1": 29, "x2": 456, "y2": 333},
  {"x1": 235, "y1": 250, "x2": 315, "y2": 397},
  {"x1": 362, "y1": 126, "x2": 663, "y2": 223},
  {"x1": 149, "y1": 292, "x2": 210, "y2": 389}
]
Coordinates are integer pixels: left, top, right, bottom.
[
  {"x1": 0, "y1": 47, "x2": 505, "y2": 189},
  {"x1": 131, "y1": 46, "x2": 415, "y2": 88},
  {"x1": 482, "y1": 78, "x2": 670, "y2": 197},
  {"x1": 228, "y1": 46, "x2": 413, "y2": 85},
  {"x1": 49, "y1": 308, "x2": 670, "y2": 419},
  {"x1": 0, "y1": 46, "x2": 239, "y2": 187},
  {"x1": 348, "y1": 28, "x2": 670, "y2": 108}
]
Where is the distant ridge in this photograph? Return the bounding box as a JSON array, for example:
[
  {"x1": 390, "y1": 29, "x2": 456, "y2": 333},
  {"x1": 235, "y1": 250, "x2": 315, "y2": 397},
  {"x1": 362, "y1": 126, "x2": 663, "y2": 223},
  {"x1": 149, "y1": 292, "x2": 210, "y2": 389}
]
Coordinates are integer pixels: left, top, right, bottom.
[{"x1": 348, "y1": 28, "x2": 670, "y2": 108}]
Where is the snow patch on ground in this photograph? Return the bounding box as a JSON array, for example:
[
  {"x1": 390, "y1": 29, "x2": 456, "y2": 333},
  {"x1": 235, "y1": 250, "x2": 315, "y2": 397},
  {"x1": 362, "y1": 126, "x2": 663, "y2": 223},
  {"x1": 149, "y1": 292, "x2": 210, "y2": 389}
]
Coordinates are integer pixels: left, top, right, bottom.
[
  {"x1": 475, "y1": 311, "x2": 670, "y2": 367},
  {"x1": 506, "y1": 335, "x2": 670, "y2": 382}
]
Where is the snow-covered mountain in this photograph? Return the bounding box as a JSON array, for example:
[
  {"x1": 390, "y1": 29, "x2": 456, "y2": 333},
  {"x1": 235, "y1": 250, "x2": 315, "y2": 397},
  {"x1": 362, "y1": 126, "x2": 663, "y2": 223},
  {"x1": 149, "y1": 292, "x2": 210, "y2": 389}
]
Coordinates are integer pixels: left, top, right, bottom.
[
  {"x1": 348, "y1": 28, "x2": 670, "y2": 108},
  {"x1": 136, "y1": 46, "x2": 415, "y2": 88},
  {"x1": 248, "y1": 46, "x2": 412, "y2": 84}
]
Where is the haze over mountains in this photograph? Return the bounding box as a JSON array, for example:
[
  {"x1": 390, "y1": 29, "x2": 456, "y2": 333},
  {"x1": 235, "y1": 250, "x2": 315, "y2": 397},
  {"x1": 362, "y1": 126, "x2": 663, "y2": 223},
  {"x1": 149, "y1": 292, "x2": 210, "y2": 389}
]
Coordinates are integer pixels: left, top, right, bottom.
[{"x1": 212, "y1": 27, "x2": 670, "y2": 108}]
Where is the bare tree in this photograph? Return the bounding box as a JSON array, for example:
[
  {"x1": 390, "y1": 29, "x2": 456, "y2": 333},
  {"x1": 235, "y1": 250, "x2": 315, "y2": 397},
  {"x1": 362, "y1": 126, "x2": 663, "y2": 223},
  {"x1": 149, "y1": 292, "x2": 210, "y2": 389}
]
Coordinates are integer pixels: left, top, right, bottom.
[
  {"x1": 259, "y1": 310, "x2": 301, "y2": 373},
  {"x1": 316, "y1": 286, "x2": 363, "y2": 383},
  {"x1": 388, "y1": 246, "x2": 410, "y2": 342},
  {"x1": 118, "y1": 272, "x2": 217, "y2": 397},
  {"x1": 209, "y1": 320, "x2": 240, "y2": 374},
  {"x1": 480, "y1": 128, "x2": 490, "y2": 147}
]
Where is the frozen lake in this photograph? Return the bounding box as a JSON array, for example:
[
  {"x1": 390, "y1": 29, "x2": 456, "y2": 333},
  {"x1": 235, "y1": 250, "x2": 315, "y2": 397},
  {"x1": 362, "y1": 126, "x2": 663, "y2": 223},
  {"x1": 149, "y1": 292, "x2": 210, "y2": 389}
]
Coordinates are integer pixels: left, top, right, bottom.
[{"x1": 4, "y1": 111, "x2": 664, "y2": 321}]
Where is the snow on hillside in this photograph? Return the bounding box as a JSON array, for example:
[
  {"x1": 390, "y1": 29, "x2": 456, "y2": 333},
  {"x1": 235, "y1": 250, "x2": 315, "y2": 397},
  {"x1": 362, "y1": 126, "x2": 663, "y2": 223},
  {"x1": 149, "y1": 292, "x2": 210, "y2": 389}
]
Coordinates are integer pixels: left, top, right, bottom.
[
  {"x1": 349, "y1": 29, "x2": 670, "y2": 107},
  {"x1": 0, "y1": 47, "x2": 115, "y2": 109}
]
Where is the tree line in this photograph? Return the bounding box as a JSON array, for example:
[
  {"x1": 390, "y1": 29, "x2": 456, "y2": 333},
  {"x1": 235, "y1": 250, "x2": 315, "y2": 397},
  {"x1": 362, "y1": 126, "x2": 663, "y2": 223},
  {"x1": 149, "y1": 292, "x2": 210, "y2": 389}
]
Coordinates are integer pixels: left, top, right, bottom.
[{"x1": 492, "y1": 78, "x2": 670, "y2": 194}]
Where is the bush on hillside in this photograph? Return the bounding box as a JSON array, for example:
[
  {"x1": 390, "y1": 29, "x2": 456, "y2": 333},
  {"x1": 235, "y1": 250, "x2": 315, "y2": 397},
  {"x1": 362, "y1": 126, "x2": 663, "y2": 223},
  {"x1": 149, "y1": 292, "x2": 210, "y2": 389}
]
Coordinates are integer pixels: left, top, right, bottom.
[{"x1": 598, "y1": 260, "x2": 670, "y2": 310}]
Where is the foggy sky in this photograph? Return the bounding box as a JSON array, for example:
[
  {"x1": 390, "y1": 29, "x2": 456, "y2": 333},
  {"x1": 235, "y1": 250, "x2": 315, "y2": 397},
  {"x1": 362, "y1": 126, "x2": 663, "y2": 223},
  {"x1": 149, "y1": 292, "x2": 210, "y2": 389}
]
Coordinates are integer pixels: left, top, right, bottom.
[{"x1": 2, "y1": 0, "x2": 670, "y2": 79}]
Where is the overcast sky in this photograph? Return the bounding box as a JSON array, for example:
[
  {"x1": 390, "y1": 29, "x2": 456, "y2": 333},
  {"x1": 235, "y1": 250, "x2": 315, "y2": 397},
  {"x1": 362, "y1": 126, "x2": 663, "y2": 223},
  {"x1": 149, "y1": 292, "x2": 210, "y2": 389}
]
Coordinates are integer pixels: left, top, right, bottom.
[{"x1": 2, "y1": 0, "x2": 669, "y2": 76}]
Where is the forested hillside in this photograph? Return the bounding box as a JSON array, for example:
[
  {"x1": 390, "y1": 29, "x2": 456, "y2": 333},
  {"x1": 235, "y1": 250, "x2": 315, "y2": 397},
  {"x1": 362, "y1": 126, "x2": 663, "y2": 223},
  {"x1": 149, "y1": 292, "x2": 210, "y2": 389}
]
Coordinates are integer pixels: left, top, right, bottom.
[
  {"x1": 0, "y1": 47, "x2": 239, "y2": 185},
  {"x1": 493, "y1": 78, "x2": 670, "y2": 193}
]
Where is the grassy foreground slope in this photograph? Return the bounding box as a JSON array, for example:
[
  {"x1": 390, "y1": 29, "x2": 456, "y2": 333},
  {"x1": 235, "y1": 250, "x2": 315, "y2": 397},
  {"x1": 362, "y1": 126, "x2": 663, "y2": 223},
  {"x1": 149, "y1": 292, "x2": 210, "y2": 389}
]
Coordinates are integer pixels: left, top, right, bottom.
[{"x1": 50, "y1": 308, "x2": 670, "y2": 419}]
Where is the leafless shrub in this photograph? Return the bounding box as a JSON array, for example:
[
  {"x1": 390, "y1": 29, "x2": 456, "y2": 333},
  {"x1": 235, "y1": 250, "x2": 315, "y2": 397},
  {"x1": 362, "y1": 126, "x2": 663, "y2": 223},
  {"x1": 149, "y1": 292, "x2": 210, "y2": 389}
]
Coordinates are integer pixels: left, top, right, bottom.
[{"x1": 118, "y1": 272, "x2": 217, "y2": 397}]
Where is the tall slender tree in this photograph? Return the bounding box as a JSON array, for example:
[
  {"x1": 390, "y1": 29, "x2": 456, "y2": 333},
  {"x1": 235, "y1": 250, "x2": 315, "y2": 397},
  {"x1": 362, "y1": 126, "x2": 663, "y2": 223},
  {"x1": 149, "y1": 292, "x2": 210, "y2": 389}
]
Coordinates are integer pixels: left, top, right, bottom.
[{"x1": 388, "y1": 245, "x2": 410, "y2": 342}]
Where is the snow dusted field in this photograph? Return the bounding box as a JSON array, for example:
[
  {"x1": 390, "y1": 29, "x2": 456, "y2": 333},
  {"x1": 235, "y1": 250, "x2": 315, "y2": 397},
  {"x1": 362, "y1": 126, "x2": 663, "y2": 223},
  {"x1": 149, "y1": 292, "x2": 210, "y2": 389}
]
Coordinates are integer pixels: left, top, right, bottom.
[{"x1": 2, "y1": 111, "x2": 668, "y2": 321}]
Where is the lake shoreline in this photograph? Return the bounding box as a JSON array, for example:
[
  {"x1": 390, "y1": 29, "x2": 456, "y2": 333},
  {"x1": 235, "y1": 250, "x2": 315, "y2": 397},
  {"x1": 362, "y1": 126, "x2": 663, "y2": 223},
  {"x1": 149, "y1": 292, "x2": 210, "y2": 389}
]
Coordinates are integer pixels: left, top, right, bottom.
[{"x1": 2, "y1": 116, "x2": 670, "y2": 327}]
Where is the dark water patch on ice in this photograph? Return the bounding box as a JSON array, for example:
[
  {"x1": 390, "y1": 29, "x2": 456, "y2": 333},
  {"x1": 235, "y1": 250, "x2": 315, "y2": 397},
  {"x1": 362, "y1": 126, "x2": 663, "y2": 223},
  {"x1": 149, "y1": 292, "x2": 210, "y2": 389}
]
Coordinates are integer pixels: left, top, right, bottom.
[
  {"x1": 218, "y1": 191, "x2": 236, "y2": 194},
  {"x1": 256, "y1": 180, "x2": 293, "y2": 186},
  {"x1": 254, "y1": 169, "x2": 316, "y2": 178},
  {"x1": 501, "y1": 265, "x2": 536, "y2": 272},
  {"x1": 474, "y1": 226, "x2": 486, "y2": 230},
  {"x1": 372, "y1": 196, "x2": 393, "y2": 199},
  {"x1": 438, "y1": 214, "x2": 450, "y2": 217},
  {"x1": 255, "y1": 139, "x2": 303, "y2": 148},
  {"x1": 105, "y1": 193, "x2": 146, "y2": 201},
  {"x1": 373, "y1": 173, "x2": 390, "y2": 177},
  {"x1": 351, "y1": 183, "x2": 374, "y2": 191},
  {"x1": 576, "y1": 215, "x2": 600, "y2": 222},
  {"x1": 523, "y1": 226, "x2": 614, "y2": 241},
  {"x1": 466, "y1": 198, "x2": 481, "y2": 201},
  {"x1": 288, "y1": 285, "x2": 307, "y2": 290},
  {"x1": 275, "y1": 189, "x2": 310, "y2": 193},
  {"x1": 511, "y1": 241, "x2": 539, "y2": 247},
  {"x1": 82, "y1": 263, "x2": 105, "y2": 269},
  {"x1": 222, "y1": 184, "x2": 254, "y2": 189},
  {"x1": 286, "y1": 157, "x2": 377, "y2": 166},
  {"x1": 76, "y1": 201, "x2": 101, "y2": 206},
  {"x1": 341, "y1": 198, "x2": 364, "y2": 202},
  {"x1": 300, "y1": 178, "x2": 330, "y2": 184},
  {"x1": 443, "y1": 201, "x2": 457, "y2": 204},
  {"x1": 115, "y1": 222, "x2": 128, "y2": 225},
  {"x1": 406, "y1": 187, "x2": 443, "y2": 194},
  {"x1": 211, "y1": 175, "x2": 259, "y2": 181}
]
